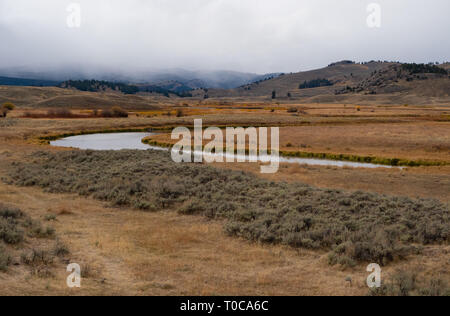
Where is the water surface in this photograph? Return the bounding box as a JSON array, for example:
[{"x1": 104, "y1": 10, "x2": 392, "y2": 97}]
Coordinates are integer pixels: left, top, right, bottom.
[
  {"x1": 51, "y1": 133, "x2": 155, "y2": 151},
  {"x1": 51, "y1": 132, "x2": 398, "y2": 169}
]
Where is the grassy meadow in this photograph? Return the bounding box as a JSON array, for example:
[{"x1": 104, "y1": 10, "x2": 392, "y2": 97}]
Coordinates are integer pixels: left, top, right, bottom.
[{"x1": 0, "y1": 98, "x2": 449, "y2": 296}]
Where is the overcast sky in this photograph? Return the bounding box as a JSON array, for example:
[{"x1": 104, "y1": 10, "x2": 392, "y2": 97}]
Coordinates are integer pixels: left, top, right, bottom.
[{"x1": 0, "y1": 0, "x2": 449, "y2": 74}]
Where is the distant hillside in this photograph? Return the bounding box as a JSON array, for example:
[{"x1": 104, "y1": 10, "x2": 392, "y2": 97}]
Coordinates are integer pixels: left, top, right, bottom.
[
  {"x1": 0, "y1": 86, "x2": 164, "y2": 110},
  {"x1": 140, "y1": 70, "x2": 281, "y2": 90},
  {"x1": 0, "y1": 76, "x2": 58, "y2": 87},
  {"x1": 60, "y1": 80, "x2": 140, "y2": 95},
  {"x1": 60, "y1": 79, "x2": 195, "y2": 98},
  {"x1": 140, "y1": 80, "x2": 200, "y2": 94},
  {"x1": 187, "y1": 61, "x2": 449, "y2": 105},
  {"x1": 136, "y1": 84, "x2": 193, "y2": 98},
  {"x1": 2, "y1": 62, "x2": 448, "y2": 106},
  {"x1": 0, "y1": 67, "x2": 278, "y2": 90},
  {"x1": 336, "y1": 63, "x2": 449, "y2": 96},
  {"x1": 195, "y1": 61, "x2": 394, "y2": 98}
]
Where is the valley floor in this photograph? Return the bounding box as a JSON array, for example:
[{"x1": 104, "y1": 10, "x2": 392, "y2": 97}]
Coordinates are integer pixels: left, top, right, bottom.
[{"x1": 0, "y1": 103, "x2": 449, "y2": 296}]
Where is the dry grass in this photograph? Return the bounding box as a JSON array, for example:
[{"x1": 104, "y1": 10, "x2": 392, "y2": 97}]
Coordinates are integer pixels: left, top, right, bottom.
[
  {"x1": 22, "y1": 107, "x2": 129, "y2": 119},
  {"x1": 0, "y1": 98, "x2": 449, "y2": 296},
  {"x1": 0, "y1": 183, "x2": 448, "y2": 296},
  {"x1": 0, "y1": 85, "x2": 165, "y2": 110},
  {"x1": 219, "y1": 163, "x2": 450, "y2": 203},
  {"x1": 278, "y1": 122, "x2": 450, "y2": 163},
  {"x1": 144, "y1": 119, "x2": 450, "y2": 166},
  {"x1": 0, "y1": 201, "x2": 64, "y2": 281}
]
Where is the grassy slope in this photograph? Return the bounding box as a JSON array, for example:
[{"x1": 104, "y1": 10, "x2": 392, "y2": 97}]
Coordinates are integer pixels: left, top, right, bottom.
[
  {"x1": 0, "y1": 86, "x2": 168, "y2": 110},
  {"x1": 196, "y1": 62, "x2": 393, "y2": 98},
  {"x1": 190, "y1": 62, "x2": 450, "y2": 105}
]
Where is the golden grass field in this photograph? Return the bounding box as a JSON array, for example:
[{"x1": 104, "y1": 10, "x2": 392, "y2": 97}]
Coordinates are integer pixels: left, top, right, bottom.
[{"x1": 0, "y1": 99, "x2": 449, "y2": 296}]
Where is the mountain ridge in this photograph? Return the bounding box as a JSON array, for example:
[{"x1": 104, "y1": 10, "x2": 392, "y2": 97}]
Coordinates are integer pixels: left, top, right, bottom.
[{"x1": 0, "y1": 68, "x2": 279, "y2": 90}]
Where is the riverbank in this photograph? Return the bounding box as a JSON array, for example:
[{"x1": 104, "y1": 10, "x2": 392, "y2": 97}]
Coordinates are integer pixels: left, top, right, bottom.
[{"x1": 143, "y1": 136, "x2": 449, "y2": 167}]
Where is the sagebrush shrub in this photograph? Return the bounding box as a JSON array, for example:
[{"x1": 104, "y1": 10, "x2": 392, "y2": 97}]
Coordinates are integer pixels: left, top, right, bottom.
[
  {"x1": 0, "y1": 217, "x2": 24, "y2": 244},
  {"x1": 0, "y1": 204, "x2": 23, "y2": 219},
  {"x1": 369, "y1": 270, "x2": 450, "y2": 297},
  {"x1": 0, "y1": 204, "x2": 60, "y2": 274},
  {"x1": 21, "y1": 248, "x2": 54, "y2": 267},
  {"x1": 53, "y1": 241, "x2": 70, "y2": 257},
  {"x1": 7, "y1": 150, "x2": 449, "y2": 266},
  {"x1": 0, "y1": 245, "x2": 11, "y2": 271}
]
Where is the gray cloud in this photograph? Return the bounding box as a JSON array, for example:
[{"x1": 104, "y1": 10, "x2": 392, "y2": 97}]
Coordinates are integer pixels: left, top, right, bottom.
[{"x1": 0, "y1": 0, "x2": 449, "y2": 74}]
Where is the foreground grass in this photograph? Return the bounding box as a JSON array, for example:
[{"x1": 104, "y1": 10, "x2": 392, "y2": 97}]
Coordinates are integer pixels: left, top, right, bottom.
[
  {"x1": 0, "y1": 203, "x2": 66, "y2": 276},
  {"x1": 5, "y1": 150, "x2": 449, "y2": 267}
]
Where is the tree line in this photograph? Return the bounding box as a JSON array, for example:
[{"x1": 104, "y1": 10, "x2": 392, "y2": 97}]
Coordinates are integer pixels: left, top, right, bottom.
[
  {"x1": 401, "y1": 63, "x2": 448, "y2": 75},
  {"x1": 60, "y1": 80, "x2": 193, "y2": 97},
  {"x1": 299, "y1": 78, "x2": 333, "y2": 89},
  {"x1": 60, "y1": 80, "x2": 140, "y2": 94}
]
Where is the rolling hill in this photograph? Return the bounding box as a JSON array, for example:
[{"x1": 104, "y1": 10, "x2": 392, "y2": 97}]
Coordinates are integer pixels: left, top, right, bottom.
[
  {"x1": 192, "y1": 61, "x2": 395, "y2": 98},
  {"x1": 191, "y1": 61, "x2": 450, "y2": 105},
  {"x1": 0, "y1": 86, "x2": 164, "y2": 110},
  {"x1": 336, "y1": 63, "x2": 449, "y2": 96},
  {"x1": 1, "y1": 61, "x2": 448, "y2": 108}
]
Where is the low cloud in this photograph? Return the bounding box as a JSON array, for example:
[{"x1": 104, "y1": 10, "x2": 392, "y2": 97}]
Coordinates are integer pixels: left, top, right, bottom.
[{"x1": 0, "y1": 0, "x2": 449, "y2": 74}]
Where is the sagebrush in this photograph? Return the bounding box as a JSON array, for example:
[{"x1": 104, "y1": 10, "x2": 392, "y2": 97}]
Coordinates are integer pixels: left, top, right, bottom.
[
  {"x1": 0, "y1": 203, "x2": 57, "y2": 272},
  {"x1": 369, "y1": 270, "x2": 450, "y2": 296},
  {"x1": 6, "y1": 150, "x2": 449, "y2": 266}
]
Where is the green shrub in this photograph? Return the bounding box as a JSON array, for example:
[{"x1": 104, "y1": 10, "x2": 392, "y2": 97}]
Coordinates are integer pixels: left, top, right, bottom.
[
  {"x1": 368, "y1": 270, "x2": 450, "y2": 296},
  {"x1": 23, "y1": 219, "x2": 55, "y2": 238},
  {"x1": 133, "y1": 200, "x2": 157, "y2": 212},
  {"x1": 44, "y1": 214, "x2": 57, "y2": 222},
  {"x1": 0, "y1": 217, "x2": 24, "y2": 244},
  {"x1": 111, "y1": 106, "x2": 129, "y2": 118},
  {"x1": 53, "y1": 241, "x2": 70, "y2": 257},
  {"x1": 1, "y1": 102, "x2": 15, "y2": 118},
  {"x1": 179, "y1": 200, "x2": 207, "y2": 215},
  {"x1": 176, "y1": 109, "x2": 185, "y2": 117},
  {"x1": 0, "y1": 245, "x2": 11, "y2": 272},
  {"x1": 0, "y1": 204, "x2": 23, "y2": 219},
  {"x1": 21, "y1": 249, "x2": 54, "y2": 267},
  {"x1": 0, "y1": 204, "x2": 61, "y2": 274}
]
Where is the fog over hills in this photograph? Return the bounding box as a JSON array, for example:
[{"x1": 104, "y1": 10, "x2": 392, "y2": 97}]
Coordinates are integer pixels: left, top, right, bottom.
[
  {"x1": 1, "y1": 1, "x2": 449, "y2": 75},
  {"x1": 2, "y1": 0, "x2": 448, "y2": 92},
  {"x1": 0, "y1": 66, "x2": 280, "y2": 90},
  {"x1": 1, "y1": 60, "x2": 448, "y2": 105}
]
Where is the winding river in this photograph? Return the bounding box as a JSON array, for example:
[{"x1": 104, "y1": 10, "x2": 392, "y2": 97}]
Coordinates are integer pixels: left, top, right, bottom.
[{"x1": 50, "y1": 132, "x2": 399, "y2": 169}]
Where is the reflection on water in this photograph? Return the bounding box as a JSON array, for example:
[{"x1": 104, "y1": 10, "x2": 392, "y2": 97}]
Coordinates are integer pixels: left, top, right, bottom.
[
  {"x1": 51, "y1": 133, "x2": 155, "y2": 151},
  {"x1": 51, "y1": 133, "x2": 399, "y2": 169}
]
